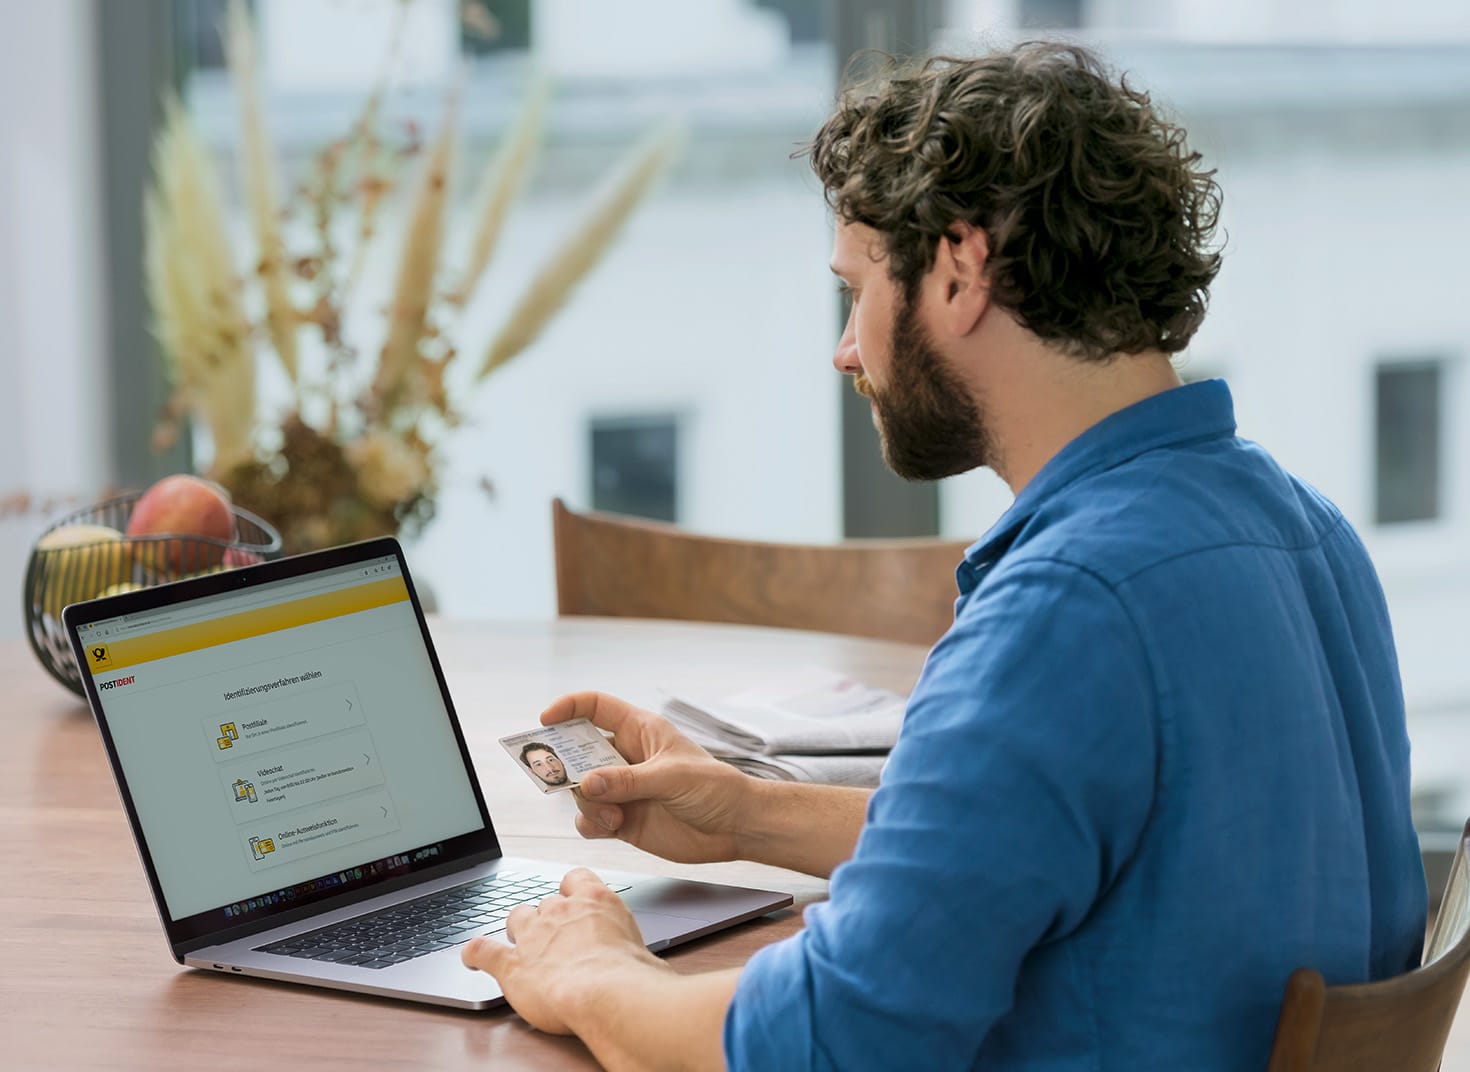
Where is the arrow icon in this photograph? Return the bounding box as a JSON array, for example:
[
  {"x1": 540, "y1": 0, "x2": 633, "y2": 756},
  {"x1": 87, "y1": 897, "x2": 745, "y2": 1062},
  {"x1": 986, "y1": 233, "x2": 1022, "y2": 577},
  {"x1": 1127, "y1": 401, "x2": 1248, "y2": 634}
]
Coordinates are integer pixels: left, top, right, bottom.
[
  {"x1": 380, "y1": 806, "x2": 388, "y2": 818},
  {"x1": 362, "y1": 753, "x2": 371, "y2": 766},
  {"x1": 345, "y1": 699, "x2": 353, "y2": 711}
]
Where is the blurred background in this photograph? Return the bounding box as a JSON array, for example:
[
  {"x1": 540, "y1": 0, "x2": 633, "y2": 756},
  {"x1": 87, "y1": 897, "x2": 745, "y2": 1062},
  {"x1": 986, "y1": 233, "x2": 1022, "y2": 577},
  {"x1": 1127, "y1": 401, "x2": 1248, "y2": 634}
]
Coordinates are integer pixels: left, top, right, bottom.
[{"x1": 1, "y1": 0, "x2": 1467, "y2": 826}]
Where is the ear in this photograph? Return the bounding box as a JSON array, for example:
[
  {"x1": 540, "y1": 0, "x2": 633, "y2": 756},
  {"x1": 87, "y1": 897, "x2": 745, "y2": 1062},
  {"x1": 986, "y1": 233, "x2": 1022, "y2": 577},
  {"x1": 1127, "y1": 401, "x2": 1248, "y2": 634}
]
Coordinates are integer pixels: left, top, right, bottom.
[{"x1": 928, "y1": 221, "x2": 991, "y2": 337}]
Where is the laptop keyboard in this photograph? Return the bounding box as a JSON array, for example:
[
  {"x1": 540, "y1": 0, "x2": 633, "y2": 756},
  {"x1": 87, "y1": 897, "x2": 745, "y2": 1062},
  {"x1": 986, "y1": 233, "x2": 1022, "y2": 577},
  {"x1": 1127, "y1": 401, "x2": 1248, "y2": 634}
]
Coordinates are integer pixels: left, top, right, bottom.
[{"x1": 255, "y1": 871, "x2": 632, "y2": 970}]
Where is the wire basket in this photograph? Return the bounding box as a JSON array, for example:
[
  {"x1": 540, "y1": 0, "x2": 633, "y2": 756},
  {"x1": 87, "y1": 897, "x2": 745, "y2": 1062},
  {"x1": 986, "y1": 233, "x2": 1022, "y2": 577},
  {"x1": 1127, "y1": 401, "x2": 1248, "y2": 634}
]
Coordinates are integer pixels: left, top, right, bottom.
[{"x1": 23, "y1": 491, "x2": 283, "y2": 696}]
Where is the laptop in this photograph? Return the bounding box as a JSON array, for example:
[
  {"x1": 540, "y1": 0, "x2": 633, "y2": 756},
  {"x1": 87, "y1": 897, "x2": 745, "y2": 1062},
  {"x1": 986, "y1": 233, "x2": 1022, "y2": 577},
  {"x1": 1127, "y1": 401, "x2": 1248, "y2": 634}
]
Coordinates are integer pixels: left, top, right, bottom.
[{"x1": 63, "y1": 536, "x2": 791, "y2": 1009}]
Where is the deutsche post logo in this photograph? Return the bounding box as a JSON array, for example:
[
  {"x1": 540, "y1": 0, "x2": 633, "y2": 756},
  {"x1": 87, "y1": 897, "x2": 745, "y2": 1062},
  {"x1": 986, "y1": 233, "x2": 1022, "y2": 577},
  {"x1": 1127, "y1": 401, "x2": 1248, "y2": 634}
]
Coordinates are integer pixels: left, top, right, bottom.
[{"x1": 88, "y1": 643, "x2": 113, "y2": 670}]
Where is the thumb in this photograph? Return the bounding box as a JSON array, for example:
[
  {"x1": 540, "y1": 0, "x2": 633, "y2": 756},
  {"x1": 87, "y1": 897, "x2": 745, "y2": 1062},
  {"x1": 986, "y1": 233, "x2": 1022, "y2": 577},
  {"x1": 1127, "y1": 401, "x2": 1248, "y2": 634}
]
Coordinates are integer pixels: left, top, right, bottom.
[
  {"x1": 461, "y1": 934, "x2": 510, "y2": 976},
  {"x1": 578, "y1": 760, "x2": 677, "y2": 804}
]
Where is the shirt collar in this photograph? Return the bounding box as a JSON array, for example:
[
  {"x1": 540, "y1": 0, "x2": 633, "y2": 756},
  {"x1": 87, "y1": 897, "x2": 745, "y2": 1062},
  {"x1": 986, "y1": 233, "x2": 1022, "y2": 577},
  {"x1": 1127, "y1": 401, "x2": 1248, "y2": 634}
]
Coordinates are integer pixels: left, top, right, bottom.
[{"x1": 963, "y1": 379, "x2": 1238, "y2": 569}]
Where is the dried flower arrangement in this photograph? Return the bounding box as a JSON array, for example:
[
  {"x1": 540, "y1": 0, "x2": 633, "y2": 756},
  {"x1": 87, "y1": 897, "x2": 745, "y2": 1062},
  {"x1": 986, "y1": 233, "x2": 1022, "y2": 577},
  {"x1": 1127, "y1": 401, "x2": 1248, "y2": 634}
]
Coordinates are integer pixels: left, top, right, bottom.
[{"x1": 145, "y1": 0, "x2": 681, "y2": 552}]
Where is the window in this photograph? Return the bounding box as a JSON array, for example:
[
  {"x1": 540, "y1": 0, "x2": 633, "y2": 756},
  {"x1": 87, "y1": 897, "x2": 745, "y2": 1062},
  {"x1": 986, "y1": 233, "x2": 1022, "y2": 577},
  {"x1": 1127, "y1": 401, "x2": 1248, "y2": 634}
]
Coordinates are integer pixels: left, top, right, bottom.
[
  {"x1": 459, "y1": 0, "x2": 530, "y2": 54},
  {"x1": 163, "y1": 0, "x2": 839, "y2": 621},
  {"x1": 1375, "y1": 360, "x2": 1444, "y2": 525},
  {"x1": 590, "y1": 415, "x2": 680, "y2": 523},
  {"x1": 176, "y1": 0, "x2": 241, "y2": 72},
  {"x1": 754, "y1": 0, "x2": 824, "y2": 43},
  {"x1": 1018, "y1": 0, "x2": 1085, "y2": 30},
  {"x1": 178, "y1": 0, "x2": 529, "y2": 70}
]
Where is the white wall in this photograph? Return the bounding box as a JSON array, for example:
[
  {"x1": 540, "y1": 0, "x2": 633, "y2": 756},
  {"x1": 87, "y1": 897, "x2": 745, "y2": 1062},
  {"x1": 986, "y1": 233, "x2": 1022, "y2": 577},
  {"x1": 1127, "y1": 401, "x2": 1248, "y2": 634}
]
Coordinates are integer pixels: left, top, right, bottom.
[
  {"x1": 535, "y1": 0, "x2": 789, "y2": 78},
  {"x1": 1076, "y1": 0, "x2": 1470, "y2": 41},
  {"x1": 0, "y1": 0, "x2": 110, "y2": 639},
  {"x1": 411, "y1": 175, "x2": 840, "y2": 620},
  {"x1": 1167, "y1": 0, "x2": 1470, "y2": 41}
]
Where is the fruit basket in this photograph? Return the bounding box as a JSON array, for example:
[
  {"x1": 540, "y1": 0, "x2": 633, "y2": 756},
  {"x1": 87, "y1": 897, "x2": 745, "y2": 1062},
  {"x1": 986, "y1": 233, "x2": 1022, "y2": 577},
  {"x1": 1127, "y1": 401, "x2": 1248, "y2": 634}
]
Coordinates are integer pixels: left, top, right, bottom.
[{"x1": 23, "y1": 490, "x2": 283, "y2": 696}]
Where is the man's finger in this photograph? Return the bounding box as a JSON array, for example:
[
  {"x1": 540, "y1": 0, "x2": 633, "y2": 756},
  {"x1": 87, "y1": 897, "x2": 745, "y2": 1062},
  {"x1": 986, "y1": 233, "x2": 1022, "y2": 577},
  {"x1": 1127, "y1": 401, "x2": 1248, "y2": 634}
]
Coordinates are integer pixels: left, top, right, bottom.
[
  {"x1": 573, "y1": 811, "x2": 620, "y2": 840},
  {"x1": 571, "y1": 788, "x2": 624, "y2": 829},
  {"x1": 560, "y1": 866, "x2": 604, "y2": 896},
  {"x1": 505, "y1": 903, "x2": 537, "y2": 943},
  {"x1": 577, "y1": 759, "x2": 679, "y2": 804},
  {"x1": 461, "y1": 934, "x2": 510, "y2": 974},
  {"x1": 540, "y1": 692, "x2": 648, "y2": 737}
]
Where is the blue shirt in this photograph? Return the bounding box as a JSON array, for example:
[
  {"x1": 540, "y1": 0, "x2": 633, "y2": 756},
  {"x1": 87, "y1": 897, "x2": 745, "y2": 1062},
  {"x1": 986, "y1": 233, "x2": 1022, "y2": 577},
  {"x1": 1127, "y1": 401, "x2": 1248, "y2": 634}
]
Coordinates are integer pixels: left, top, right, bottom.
[{"x1": 725, "y1": 380, "x2": 1427, "y2": 1070}]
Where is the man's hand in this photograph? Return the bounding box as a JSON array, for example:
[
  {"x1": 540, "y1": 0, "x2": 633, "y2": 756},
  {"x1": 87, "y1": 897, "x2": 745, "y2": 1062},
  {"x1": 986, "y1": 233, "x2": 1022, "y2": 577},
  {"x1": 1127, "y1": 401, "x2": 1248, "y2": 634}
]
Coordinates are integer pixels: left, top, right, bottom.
[
  {"x1": 542, "y1": 692, "x2": 756, "y2": 864},
  {"x1": 460, "y1": 867, "x2": 667, "y2": 1035}
]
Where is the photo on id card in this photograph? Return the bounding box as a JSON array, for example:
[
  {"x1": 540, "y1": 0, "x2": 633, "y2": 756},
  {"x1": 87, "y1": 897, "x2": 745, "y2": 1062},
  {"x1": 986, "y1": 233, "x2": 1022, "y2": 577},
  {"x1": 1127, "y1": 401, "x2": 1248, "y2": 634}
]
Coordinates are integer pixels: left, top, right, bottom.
[{"x1": 498, "y1": 718, "x2": 628, "y2": 794}]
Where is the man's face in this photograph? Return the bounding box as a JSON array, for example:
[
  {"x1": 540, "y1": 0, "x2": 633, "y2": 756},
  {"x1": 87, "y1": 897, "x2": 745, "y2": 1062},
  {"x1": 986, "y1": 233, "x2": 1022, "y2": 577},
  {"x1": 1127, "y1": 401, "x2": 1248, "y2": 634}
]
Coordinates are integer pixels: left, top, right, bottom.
[
  {"x1": 830, "y1": 220, "x2": 991, "y2": 481},
  {"x1": 525, "y1": 748, "x2": 568, "y2": 786}
]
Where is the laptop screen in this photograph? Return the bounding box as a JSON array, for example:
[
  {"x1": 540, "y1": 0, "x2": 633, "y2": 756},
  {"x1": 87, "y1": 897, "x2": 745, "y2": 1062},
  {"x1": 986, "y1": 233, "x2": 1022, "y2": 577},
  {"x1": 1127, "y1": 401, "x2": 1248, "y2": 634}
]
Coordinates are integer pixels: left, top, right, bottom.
[{"x1": 73, "y1": 546, "x2": 490, "y2": 940}]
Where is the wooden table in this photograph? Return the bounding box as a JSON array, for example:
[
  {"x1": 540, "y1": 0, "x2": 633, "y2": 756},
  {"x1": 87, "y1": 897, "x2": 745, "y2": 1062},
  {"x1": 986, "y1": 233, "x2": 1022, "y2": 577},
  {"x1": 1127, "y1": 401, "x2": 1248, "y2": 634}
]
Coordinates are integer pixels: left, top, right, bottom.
[
  {"x1": 0, "y1": 617, "x2": 927, "y2": 1070},
  {"x1": 7, "y1": 617, "x2": 1467, "y2": 1070}
]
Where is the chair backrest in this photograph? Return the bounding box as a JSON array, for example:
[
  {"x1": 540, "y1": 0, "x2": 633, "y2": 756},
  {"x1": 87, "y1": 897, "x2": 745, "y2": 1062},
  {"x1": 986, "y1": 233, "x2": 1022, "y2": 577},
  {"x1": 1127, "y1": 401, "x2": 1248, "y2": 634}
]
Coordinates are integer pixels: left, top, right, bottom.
[
  {"x1": 550, "y1": 498, "x2": 971, "y2": 647},
  {"x1": 1266, "y1": 819, "x2": 1470, "y2": 1072}
]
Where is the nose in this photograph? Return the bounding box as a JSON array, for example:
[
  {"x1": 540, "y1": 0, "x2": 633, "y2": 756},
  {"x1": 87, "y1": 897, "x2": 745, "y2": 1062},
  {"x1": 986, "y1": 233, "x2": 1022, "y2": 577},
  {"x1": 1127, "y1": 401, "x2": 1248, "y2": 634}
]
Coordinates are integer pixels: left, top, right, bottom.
[{"x1": 832, "y1": 304, "x2": 861, "y2": 375}]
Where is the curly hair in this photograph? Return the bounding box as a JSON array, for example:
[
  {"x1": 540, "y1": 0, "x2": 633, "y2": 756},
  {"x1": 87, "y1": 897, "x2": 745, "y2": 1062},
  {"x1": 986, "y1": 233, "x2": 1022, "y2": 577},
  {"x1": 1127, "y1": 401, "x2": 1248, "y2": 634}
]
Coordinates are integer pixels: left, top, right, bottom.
[
  {"x1": 805, "y1": 43, "x2": 1223, "y2": 361},
  {"x1": 519, "y1": 741, "x2": 559, "y2": 767}
]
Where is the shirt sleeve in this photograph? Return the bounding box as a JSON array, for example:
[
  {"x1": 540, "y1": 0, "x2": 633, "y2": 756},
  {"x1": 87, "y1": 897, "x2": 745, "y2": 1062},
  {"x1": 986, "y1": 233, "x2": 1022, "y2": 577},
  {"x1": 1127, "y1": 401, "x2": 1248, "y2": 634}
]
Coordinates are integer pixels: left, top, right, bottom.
[{"x1": 724, "y1": 559, "x2": 1159, "y2": 1070}]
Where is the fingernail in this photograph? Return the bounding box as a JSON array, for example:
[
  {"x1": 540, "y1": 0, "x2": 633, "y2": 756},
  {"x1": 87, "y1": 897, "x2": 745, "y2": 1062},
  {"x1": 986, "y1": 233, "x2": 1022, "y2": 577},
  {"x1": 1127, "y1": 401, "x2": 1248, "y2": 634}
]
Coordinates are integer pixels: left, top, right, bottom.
[
  {"x1": 583, "y1": 773, "x2": 605, "y2": 797},
  {"x1": 598, "y1": 808, "x2": 620, "y2": 831}
]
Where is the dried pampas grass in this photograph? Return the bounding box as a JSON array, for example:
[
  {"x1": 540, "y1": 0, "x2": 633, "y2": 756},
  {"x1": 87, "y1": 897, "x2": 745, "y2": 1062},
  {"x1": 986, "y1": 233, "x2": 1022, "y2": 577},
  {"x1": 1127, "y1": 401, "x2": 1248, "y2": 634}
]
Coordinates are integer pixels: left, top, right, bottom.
[
  {"x1": 373, "y1": 87, "x2": 459, "y2": 409},
  {"x1": 144, "y1": 98, "x2": 256, "y2": 468},
  {"x1": 448, "y1": 71, "x2": 550, "y2": 307},
  {"x1": 475, "y1": 118, "x2": 686, "y2": 382},
  {"x1": 143, "y1": 0, "x2": 682, "y2": 553},
  {"x1": 343, "y1": 87, "x2": 388, "y2": 299},
  {"x1": 226, "y1": 0, "x2": 298, "y2": 386}
]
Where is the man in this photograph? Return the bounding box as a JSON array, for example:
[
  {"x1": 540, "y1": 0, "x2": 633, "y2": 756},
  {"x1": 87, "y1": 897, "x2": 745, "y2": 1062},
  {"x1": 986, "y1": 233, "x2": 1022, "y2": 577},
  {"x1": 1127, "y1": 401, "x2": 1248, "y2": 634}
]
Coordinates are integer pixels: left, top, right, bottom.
[
  {"x1": 519, "y1": 742, "x2": 569, "y2": 787},
  {"x1": 462, "y1": 42, "x2": 1427, "y2": 1069}
]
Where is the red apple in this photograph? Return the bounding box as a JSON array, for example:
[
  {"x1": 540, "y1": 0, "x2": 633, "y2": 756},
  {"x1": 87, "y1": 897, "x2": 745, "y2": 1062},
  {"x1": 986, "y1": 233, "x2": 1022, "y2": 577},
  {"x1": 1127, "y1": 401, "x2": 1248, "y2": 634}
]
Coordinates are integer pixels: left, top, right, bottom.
[
  {"x1": 126, "y1": 474, "x2": 236, "y2": 574},
  {"x1": 223, "y1": 547, "x2": 264, "y2": 569}
]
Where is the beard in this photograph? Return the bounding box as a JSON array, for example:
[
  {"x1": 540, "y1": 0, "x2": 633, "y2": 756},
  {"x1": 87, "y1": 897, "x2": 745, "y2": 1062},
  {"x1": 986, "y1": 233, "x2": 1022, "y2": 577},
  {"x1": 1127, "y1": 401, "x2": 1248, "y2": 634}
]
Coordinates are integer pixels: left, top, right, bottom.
[{"x1": 858, "y1": 294, "x2": 992, "y2": 481}]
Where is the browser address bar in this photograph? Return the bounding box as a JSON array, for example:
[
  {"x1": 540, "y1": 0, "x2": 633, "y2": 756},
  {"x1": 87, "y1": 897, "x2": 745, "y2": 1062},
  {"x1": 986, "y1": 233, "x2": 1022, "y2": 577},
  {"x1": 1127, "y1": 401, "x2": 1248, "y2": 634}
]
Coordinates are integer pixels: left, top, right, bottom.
[{"x1": 112, "y1": 571, "x2": 388, "y2": 638}]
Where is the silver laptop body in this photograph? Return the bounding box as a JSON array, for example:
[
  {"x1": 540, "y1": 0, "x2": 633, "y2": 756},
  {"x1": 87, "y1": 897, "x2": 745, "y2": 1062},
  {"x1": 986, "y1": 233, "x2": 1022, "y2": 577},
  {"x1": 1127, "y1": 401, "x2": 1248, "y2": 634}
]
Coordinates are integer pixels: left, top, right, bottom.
[{"x1": 64, "y1": 537, "x2": 791, "y2": 1010}]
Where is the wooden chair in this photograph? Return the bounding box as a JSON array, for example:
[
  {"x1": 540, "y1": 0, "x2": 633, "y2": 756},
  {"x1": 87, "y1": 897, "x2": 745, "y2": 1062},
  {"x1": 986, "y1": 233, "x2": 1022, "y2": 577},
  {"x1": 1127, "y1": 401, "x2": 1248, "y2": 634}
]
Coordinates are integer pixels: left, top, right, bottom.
[
  {"x1": 1267, "y1": 819, "x2": 1470, "y2": 1071},
  {"x1": 550, "y1": 498, "x2": 972, "y2": 647}
]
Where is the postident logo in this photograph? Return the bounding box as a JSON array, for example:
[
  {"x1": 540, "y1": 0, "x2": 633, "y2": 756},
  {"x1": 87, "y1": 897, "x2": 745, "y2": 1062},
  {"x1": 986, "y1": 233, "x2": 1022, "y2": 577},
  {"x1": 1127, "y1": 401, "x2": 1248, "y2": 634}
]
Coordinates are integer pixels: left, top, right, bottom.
[{"x1": 98, "y1": 675, "x2": 136, "y2": 691}]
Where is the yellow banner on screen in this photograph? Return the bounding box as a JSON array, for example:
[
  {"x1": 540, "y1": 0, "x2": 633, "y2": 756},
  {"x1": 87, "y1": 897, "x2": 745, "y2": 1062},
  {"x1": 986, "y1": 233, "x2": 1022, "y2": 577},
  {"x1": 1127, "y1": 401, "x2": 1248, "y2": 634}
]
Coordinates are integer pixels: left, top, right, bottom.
[{"x1": 90, "y1": 577, "x2": 410, "y2": 674}]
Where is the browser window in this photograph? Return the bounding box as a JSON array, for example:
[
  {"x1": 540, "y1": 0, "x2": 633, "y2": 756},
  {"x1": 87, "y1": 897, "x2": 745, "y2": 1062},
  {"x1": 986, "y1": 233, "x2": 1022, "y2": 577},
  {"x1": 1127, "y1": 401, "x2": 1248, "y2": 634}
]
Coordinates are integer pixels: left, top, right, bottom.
[{"x1": 81, "y1": 556, "x2": 484, "y2": 921}]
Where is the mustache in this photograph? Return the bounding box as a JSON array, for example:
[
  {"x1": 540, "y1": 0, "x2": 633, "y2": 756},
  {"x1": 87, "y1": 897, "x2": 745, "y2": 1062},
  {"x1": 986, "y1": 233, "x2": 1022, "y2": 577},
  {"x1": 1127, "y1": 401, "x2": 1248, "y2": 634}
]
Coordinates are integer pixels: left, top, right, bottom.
[{"x1": 853, "y1": 374, "x2": 873, "y2": 399}]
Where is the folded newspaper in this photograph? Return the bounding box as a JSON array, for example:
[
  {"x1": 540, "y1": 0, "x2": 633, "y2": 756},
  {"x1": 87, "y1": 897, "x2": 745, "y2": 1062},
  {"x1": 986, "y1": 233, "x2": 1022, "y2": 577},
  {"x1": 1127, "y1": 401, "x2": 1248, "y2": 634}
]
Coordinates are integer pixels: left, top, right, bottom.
[
  {"x1": 721, "y1": 753, "x2": 891, "y2": 785},
  {"x1": 661, "y1": 667, "x2": 907, "y2": 786}
]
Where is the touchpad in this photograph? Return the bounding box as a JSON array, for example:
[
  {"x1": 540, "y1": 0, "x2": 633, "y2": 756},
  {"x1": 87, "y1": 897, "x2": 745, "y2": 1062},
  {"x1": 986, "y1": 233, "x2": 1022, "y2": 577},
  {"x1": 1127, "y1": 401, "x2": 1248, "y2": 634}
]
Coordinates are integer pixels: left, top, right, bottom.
[
  {"x1": 634, "y1": 911, "x2": 711, "y2": 950},
  {"x1": 622, "y1": 877, "x2": 718, "y2": 917}
]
